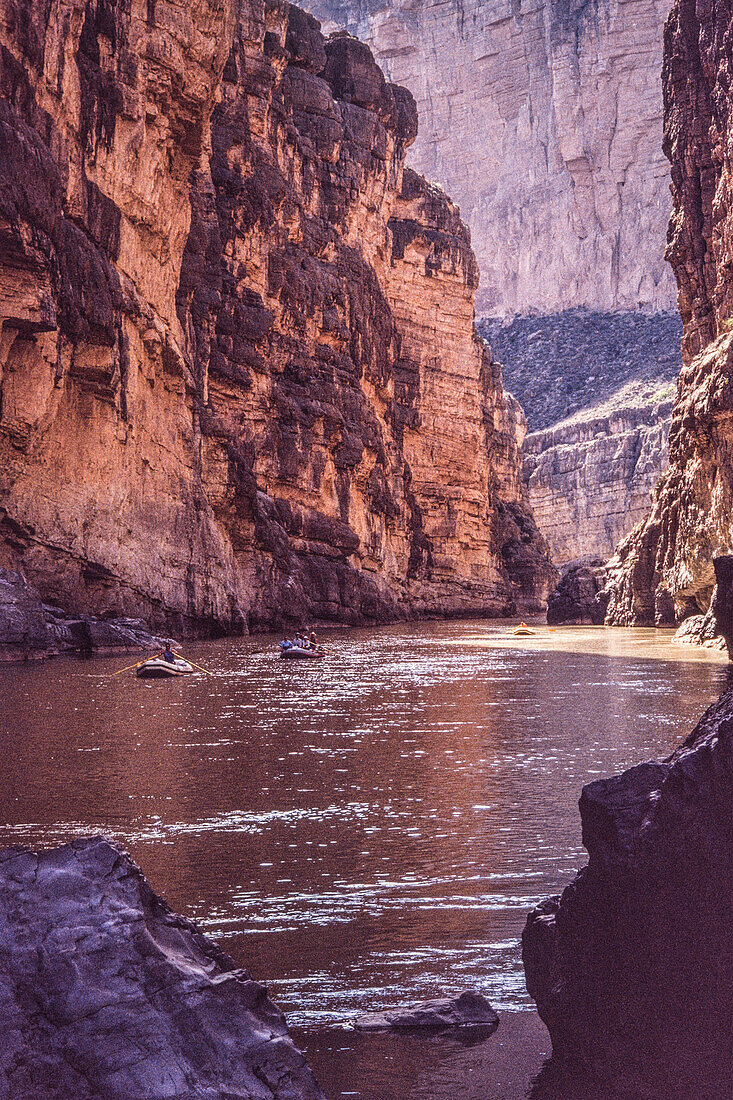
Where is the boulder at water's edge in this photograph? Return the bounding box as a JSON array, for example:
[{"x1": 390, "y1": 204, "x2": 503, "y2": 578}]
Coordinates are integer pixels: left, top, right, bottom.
[
  {"x1": 522, "y1": 687, "x2": 733, "y2": 1097},
  {"x1": 0, "y1": 836, "x2": 325, "y2": 1099}
]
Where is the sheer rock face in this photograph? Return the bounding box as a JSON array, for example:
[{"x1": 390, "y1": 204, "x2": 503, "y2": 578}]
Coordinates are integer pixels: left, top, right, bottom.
[
  {"x1": 0, "y1": 836, "x2": 325, "y2": 1099},
  {"x1": 0, "y1": 0, "x2": 553, "y2": 639},
  {"x1": 606, "y1": 0, "x2": 733, "y2": 627},
  {"x1": 301, "y1": 0, "x2": 676, "y2": 316},
  {"x1": 524, "y1": 391, "x2": 674, "y2": 567},
  {"x1": 522, "y1": 686, "x2": 733, "y2": 1098}
]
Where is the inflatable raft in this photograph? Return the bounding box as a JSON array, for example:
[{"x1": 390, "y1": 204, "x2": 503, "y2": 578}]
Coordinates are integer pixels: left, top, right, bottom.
[
  {"x1": 511, "y1": 624, "x2": 536, "y2": 637},
  {"x1": 136, "y1": 657, "x2": 195, "y2": 678},
  {"x1": 279, "y1": 645, "x2": 324, "y2": 660}
]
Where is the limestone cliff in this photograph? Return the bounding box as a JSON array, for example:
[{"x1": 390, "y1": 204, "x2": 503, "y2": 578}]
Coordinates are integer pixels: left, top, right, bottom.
[
  {"x1": 523, "y1": 686, "x2": 733, "y2": 1097},
  {"x1": 302, "y1": 0, "x2": 676, "y2": 316},
  {"x1": 0, "y1": 0, "x2": 554, "y2": 643},
  {"x1": 479, "y1": 310, "x2": 681, "y2": 568},
  {"x1": 524, "y1": 380, "x2": 674, "y2": 566},
  {"x1": 606, "y1": 0, "x2": 733, "y2": 626}
]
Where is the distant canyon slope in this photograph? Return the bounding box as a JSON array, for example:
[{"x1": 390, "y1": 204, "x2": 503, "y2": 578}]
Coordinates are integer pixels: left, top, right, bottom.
[
  {"x1": 302, "y1": 0, "x2": 676, "y2": 317},
  {"x1": 0, "y1": 0, "x2": 554, "y2": 644}
]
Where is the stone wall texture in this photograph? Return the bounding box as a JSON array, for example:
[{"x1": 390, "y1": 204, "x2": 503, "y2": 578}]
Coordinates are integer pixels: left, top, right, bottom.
[
  {"x1": 0, "y1": 0, "x2": 554, "y2": 639},
  {"x1": 301, "y1": 0, "x2": 677, "y2": 317},
  {"x1": 606, "y1": 0, "x2": 733, "y2": 626},
  {"x1": 524, "y1": 382, "x2": 674, "y2": 566}
]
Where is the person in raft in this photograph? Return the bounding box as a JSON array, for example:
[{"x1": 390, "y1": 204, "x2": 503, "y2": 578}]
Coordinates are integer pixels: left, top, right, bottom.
[{"x1": 163, "y1": 640, "x2": 176, "y2": 663}]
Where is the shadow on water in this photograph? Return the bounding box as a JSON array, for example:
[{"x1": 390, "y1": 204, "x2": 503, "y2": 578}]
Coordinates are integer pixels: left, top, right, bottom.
[{"x1": 529, "y1": 1057, "x2": 623, "y2": 1100}]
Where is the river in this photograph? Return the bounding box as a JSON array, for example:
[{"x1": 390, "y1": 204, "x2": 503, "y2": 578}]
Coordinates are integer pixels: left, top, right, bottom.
[{"x1": 0, "y1": 620, "x2": 727, "y2": 1098}]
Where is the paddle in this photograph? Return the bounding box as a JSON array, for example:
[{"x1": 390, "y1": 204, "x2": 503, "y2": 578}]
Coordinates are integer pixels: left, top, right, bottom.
[
  {"x1": 172, "y1": 650, "x2": 212, "y2": 675},
  {"x1": 112, "y1": 653, "x2": 162, "y2": 676}
]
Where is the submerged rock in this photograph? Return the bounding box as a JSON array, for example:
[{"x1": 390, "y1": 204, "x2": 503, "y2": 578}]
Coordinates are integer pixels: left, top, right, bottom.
[
  {"x1": 354, "y1": 991, "x2": 499, "y2": 1034},
  {"x1": 522, "y1": 687, "x2": 733, "y2": 1098},
  {"x1": 0, "y1": 837, "x2": 325, "y2": 1099}
]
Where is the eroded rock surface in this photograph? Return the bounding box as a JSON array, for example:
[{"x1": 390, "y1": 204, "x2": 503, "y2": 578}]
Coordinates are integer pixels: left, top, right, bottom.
[
  {"x1": 303, "y1": 1, "x2": 676, "y2": 316},
  {"x1": 523, "y1": 687, "x2": 733, "y2": 1098},
  {"x1": 546, "y1": 565, "x2": 609, "y2": 626},
  {"x1": 606, "y1": 0, "x2": 733, "y2": 627},
  {"x1": 524, "y1": 382, "x2": 674, "y2": 567},
  {"x1": 0, "y1": 836, "x2": 325, "y2": 1099},
  {"x1": 0, "y1": 0, "x2": 553, "y2": 646}
]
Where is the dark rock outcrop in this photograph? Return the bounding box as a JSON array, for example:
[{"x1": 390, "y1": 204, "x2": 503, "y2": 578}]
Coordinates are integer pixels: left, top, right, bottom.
[
  {"x1": 354, "y1": 991, "x2": 499, "y2": 1034},
  {"x1": 522, "y1": 688, "x2": 733, "y2": 1098},
  {"x1": 0, "y1": 836, "x2": 325, "y2": 1099},
  {"x1": 711, "y1": 555, "x2": 733, "y2": 658},
  {"x1": 0, "y1": 568, "x2": 175, "y2": 661},
  {"x1": 0, "y1": 0, "x2": 553, "y2": 646},
  {"x1": 546, "y1": 565, "x2": 609, "y2": 626},
  {"x1": 0, "y1": 568, "x2": 52, "y2": 660}
]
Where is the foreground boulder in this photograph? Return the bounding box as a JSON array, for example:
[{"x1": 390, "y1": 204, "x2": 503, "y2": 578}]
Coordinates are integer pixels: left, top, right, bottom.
[
  {"x1": 0, "y1": 837, "x2": 325, "y2": 1099},
  {"x1": 354, "y1": 991, "x2": 498, "y2": 1034},
  {"x1": 523, "y1": 688, "x2": 733, "y2": 1098}
]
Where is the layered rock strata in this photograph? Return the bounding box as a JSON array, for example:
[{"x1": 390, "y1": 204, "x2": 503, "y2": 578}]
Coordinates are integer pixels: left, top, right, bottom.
[
  {"x1": 302, "y1": 0, "x2": 676, "y2": 316},
  {"x1": 523, "y1": 686, "x2": 733, "y2": 1098},
  {"x1": 606, "y1": 0, "x2": 733, "y2": 627},
  {"x1": 0, "y1": 836, "x2": 325, "y2": 1098},
  {"x1": 478, "y1": 311, "x2": 681, "y2": 569},
  {"x1": 524, "y1": 381, "x2": 675, "y2": 566},
  {"x1": 0, "y1": 0, "x2": 554, "y2": 643}
]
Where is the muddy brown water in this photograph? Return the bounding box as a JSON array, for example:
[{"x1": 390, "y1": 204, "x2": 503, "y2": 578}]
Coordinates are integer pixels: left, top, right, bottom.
[{"x1": 0, "y1": 620, "x2": 727, "y2": 1098}]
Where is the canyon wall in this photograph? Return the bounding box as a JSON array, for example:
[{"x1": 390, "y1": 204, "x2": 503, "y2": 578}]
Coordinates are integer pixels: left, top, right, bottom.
[
  {"x1": 481, "y1": 311, "x2": 681, "y2": 566},
  {"x1": 0, "y1": 0, "x2": 554, "y2": 641},
  {"x1": 302, "y1": 0, "x2": 676, "y2": 316},
  {"x1": 606, "y1": 0, "x2": 733, "y2": 626},
  {"x1": 524, "y1": 383, "x2": 674, "y2": 566}
]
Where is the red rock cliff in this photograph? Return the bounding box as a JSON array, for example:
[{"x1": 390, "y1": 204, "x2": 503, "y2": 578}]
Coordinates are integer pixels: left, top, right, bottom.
[
  {"x1": 0, "y1": 0, "x2": 553, "y2": 635},
  {"x1": 606, "y1": 0, "x2": 733, "y2": 626}
]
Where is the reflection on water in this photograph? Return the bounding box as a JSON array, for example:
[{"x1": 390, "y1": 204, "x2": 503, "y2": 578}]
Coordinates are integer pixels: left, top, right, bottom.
[{"x1": 0, "y1": 620, "x2": 726, "y2": 1098}]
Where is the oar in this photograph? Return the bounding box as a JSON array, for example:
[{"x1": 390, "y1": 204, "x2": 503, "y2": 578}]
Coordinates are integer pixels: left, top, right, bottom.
[
  {"x1": 172, "y1": 650, "x2": 212, "y2": 675},
  {"x1": 111, "y1": 652, "x2": 162, "y2": 676}
]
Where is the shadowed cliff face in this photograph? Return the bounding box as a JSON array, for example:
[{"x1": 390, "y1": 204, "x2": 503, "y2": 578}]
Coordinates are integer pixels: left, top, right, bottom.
[
  {"x1": 522, "y1": 683, "x2": 733, "y2": 1097},
  {"x1": 301, "y1": 0, "x2": 676, "y2": 316},
  {"x1": 606, "y1": 0, "x2": 733, "y2": 626},
  {"x1": 0, "y1": 0, "x2": 554, "y2": 638}
]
